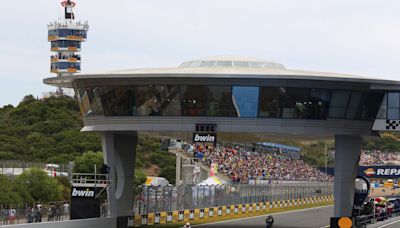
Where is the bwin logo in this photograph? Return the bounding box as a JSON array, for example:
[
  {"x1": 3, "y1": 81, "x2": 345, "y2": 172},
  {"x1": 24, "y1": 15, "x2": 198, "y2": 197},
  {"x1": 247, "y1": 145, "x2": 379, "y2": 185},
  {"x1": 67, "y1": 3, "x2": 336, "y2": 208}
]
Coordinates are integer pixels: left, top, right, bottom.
[
  {"x1": 194, "y1": 134, "x2": 215, "y2": 142},
  {"x1": 72, "y1": 188, "x2": 95, "y2": 198}
]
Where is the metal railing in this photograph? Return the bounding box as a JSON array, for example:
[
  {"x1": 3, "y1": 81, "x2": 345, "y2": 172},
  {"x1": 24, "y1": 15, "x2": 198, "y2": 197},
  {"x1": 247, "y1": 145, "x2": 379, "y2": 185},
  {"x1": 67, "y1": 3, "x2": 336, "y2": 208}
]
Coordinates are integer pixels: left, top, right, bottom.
[
  {"x1": 0, "y1": 161, "x2": 70, "y2": 177},
  {"x1": 71, "y1": 173, "x2": 111, "y2": 187},
  {"x1": 0, "y1": 202, "x2": 70, "y2": 226},
  {"x1": 133, "y1": 182, "x2": 333, "y2": 215},
  {"x1": 355, "y1": 206, "x2": 400, "y2": 227}
]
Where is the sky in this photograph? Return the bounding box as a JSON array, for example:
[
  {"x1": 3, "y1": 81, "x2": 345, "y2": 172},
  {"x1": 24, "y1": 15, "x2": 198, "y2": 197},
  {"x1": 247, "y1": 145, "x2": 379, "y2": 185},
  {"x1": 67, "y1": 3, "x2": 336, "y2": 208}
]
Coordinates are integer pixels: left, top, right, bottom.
[{"x1": 0, "y1": 0, "x2": 399, "y2": 107}]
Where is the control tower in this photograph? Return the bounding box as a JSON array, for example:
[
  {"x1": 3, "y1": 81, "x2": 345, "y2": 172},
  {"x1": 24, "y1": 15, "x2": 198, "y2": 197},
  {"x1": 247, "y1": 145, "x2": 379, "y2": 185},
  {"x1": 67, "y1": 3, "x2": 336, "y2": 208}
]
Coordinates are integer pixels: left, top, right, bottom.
[{"x1": 48, "y1": 0, "x2": 88, "y2": 94}]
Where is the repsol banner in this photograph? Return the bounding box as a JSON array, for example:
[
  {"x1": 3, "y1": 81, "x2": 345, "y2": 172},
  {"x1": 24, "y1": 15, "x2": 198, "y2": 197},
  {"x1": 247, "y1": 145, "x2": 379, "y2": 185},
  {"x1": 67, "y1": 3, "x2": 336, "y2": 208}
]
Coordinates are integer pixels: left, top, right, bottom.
[
  {"x1": 193, "y1": 133, "x2": 216, "y2": 144},
  {"x1": 359, "y1": 166, "x2": 400, "y2": 178}
]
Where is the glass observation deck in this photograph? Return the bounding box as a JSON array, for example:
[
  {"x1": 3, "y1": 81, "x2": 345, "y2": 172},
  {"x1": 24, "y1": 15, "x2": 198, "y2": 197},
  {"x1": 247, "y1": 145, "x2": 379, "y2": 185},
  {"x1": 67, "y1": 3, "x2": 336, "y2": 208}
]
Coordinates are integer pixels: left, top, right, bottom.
[
  {"x1": 179, "y1": 60, "x2": 285, "y2": 69},
  {"x1": 50, "y1": 62, "x2": 81, "y2": 73},
  {"x1": 74, "y1": 85, "x2": 384, "y2": 121},
  {"x1": 50, "y1": 54, "x2": 81, "y2": 63},
  {"x1": 48, "y1": 29, "x2": 87, "y2": 41},
  {"x1": 50, "y1": 40, "x2": 81, "y2": 52}
]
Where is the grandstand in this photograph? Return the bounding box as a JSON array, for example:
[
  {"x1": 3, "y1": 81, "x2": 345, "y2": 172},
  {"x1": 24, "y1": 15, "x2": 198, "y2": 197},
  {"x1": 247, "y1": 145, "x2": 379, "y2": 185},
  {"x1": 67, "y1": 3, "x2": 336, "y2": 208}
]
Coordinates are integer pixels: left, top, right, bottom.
[{"x1": 185, "y1": 142, "x2": 333, "y2": 184}]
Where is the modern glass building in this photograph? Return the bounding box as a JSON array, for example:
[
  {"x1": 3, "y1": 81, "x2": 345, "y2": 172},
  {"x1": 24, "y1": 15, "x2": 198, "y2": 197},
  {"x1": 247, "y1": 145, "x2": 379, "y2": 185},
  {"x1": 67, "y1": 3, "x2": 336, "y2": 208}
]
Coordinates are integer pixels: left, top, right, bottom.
[
  {"x1": 43, "y1": 56, "x2": 400, "y2": 228},
  {"x1": 45, "y1": 56, "x2": 399, "y2": 133}
]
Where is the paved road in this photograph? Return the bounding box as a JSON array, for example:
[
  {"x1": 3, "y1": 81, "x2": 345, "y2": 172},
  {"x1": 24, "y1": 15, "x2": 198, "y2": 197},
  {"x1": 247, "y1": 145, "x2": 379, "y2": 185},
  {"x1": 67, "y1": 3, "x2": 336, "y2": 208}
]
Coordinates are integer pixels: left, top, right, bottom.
[
  {"x1": 196, "y1": 205, "x2": 333, "y2": 228},
  {"x1": 368, "y1": 218, "x2": 400, "y2": 228}
]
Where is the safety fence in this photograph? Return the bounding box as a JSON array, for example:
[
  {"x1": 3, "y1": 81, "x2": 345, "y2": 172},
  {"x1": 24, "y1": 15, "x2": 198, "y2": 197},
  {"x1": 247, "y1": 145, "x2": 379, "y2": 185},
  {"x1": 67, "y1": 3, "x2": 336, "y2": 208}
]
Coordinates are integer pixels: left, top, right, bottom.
[
  {"x1": 134, "y1": 195, "x2": 334, "y2": 226},
  {"x1": 0, "y1": 160, "x2": 70, "y2": 177},
  {"x1": 133, "y1": 182, "x2": 333, "y2": 226},
  {"x1": 356, "y1": 208, "x2": 400, "y2": 227},
  {"x1": 134, "y1": 182, "x2": 333, "y2": 214},
  {"x1": 0, "y1": 202, "x2": 69, "y2": 226}
]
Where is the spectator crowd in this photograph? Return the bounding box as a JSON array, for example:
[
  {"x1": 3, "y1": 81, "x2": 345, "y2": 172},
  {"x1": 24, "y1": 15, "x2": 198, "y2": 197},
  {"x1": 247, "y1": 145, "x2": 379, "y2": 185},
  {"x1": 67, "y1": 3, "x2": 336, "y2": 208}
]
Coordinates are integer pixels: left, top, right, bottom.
[
  {"x1": 359, "y1": 150, "x2": 400, "y2": 166},
  {"x1": 183, "y1": 142, "x2": 400, "y2": 184},
  {"x1": 0, "y1": 202, "x2": 69, "y2": 225},
  {"x1": 185, "y1": 143, "x2": 333, "y2": 183}
]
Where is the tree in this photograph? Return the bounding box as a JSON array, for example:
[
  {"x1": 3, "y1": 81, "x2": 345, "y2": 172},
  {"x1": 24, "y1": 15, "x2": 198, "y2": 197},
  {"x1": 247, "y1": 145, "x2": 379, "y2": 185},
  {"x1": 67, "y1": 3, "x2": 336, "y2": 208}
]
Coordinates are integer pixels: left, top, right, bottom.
[
  {"x1": 20, "y1": 95, "x2": 36, "y2": 104},
  {"x1": 133, "y1": 169, "x2": 147, "y2": 195},
  {"x1": 13, "y1": 168, "x2": 63, "y2": 203},
  {"x1": 159, "y1": 166, "x2": 176, "y2": 184},
  {"x1": 0, "y1": 176, "x2": 22, "y2": 206},
  {"x1": 55, "y1": 176, "x2": 72, "y2": 202},
  {"x1": 73, "y1": 151, "x2": 104, "y2": 173}
]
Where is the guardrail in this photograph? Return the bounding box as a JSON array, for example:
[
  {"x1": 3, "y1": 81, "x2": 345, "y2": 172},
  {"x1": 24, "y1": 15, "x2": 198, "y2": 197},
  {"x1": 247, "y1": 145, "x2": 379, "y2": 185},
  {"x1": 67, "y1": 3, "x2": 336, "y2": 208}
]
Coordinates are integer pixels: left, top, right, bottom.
[
  {"x1": 356, "y1": 208, "x2": 400, "y2": 227},
  {"x1": 133, "y1": 182, "x2": 333, "y2": 226},
  {"x1": 134, "y1": 195, "x2": 334, "y2": 226}
]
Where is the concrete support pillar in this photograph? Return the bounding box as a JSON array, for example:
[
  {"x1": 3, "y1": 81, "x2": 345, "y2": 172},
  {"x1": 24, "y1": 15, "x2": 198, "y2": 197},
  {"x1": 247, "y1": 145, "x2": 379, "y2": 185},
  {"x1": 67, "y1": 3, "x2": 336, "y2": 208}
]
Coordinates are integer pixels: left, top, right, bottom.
[
  {"x1": 333, "y1": 135, "x2": 362, "y2": 217},
  {"x1": 176, "y1": 153, "x2": 181, "y2": 185},
  {"x1": 102, "y1": 131, "x2": 137, "y2": 228}
]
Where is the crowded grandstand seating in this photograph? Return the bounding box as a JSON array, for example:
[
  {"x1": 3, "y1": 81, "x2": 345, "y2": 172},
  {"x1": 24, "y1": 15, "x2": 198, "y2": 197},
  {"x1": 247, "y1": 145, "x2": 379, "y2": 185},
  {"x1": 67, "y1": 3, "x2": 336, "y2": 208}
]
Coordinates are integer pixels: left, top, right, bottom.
[
  {"x1": 184, "y1": 143, "x2": 333, "y2": 183},
  {"x1": 359, "y1": 150, "x2": 400, "y2": 166},
  {"x1": 183, "y1": 142, "x2": 400, "y2": 183}
]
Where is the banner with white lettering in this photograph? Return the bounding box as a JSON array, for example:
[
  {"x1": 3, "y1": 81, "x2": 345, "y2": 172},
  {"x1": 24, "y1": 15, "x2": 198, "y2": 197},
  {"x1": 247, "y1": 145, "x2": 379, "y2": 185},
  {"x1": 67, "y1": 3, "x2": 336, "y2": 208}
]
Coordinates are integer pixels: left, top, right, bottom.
[
  {"x1": 359, "y1": 166, "x2": 400, "y2": 178},
  {"x1": 71, "y1": 187, "x2": 96, "y2": 198},
  {"x1": 70, "y1": 186, "x2": 100, "y2": 219},
  {"x1": 193, "y1": 133, "x2": 217, "y2": 144}
]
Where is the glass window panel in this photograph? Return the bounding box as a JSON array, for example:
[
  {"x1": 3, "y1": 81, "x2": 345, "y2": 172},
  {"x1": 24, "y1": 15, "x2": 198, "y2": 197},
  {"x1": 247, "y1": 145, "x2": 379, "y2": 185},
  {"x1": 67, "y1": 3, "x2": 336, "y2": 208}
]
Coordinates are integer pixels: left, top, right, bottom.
[
  {"x1": 199, "y1": 61, "x2": 215, "y2": 67},
  {"x1": 249, "y1": 62, "x2": 264, "y2": 68},
  {"x1": 74, "y1": 88, "x2": 86, "y2": 116},
  {"x1": 233, "y1": 61, "x2": 250, "y2": 67},
  {"x1": 188, "y1": 61, "x2": 201, "y2": 67},
  {"x1": 87, "y1": 87, "x2": 104, "y2": 115},
  {"x1": 205, "y1": 86, "x2": 235, "y2": 117},
  {"x1": 309, "y1": 89, "x2": 331, "y2": 119},
  {"x1": 100, "y1": 86, "x2": 136, "y2": 116},
  {"x1": 80, "y1": 89, "x2": 92, "y2": 116},
  {"x1": 259, "y1": 87, "x2": 284, "y2": 118},
  {"x1": 359, "y1": 92, "x2": 385, "y2": 120},
  {"x1": 215, "y1": 61, "x2": 232, "y2": 67},
  {"x1": 388, "y1": 92, "x2": 400, "y2": 108},
  {"x1": 345, "y1": 92, "x2": 362, "y2": 119},
  {"x1": 388, "y1": 108, "x2": 400, "y2": 119},
  {"x1": 232, "y1": 86, "x2": 259, "y2": 117},
  {"x1": 376, "y1": 94, "x2": 387, "y2": 119},
  {"x1": 180, "y1": 86, "x2": 206, "y2": 116},
  {"x1": 135, "y1": 85, "x2": 181, "y2": 116},
  {"x1": 328, "y1": 91, "x2": 350, "y2": 118},
  {"x1": 329, "y1": 108, "x2": 347, "y2": 118},
  {"x1": 281, "y1": 88, "x2": 310, "y2": 119}
]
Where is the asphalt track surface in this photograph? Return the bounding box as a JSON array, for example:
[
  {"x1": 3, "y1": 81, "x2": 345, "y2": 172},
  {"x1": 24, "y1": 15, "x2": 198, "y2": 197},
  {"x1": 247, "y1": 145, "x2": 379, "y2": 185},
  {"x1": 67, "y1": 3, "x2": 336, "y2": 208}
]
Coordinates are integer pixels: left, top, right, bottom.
[{"x1": 195, "y1": 205, "x2": 333, "y2": 228}]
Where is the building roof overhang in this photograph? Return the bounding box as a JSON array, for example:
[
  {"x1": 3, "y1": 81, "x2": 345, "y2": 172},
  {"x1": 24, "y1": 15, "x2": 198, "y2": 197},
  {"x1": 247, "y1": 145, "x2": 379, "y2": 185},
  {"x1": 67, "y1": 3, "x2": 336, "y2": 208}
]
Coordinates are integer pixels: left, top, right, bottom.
[
  {"x1": 43, "y1": 56, "x2": 400, "y2": 88},
  {"x1": 43, "y1": 66, "x2": 400, "y2": 89}
]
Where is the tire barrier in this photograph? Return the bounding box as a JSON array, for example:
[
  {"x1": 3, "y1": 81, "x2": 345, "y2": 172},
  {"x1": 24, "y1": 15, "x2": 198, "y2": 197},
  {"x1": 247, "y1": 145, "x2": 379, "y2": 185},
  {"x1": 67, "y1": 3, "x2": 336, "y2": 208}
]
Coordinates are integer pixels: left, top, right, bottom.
[{"x1": 135, "y1": 195, "x2": 334, "y2": 226}]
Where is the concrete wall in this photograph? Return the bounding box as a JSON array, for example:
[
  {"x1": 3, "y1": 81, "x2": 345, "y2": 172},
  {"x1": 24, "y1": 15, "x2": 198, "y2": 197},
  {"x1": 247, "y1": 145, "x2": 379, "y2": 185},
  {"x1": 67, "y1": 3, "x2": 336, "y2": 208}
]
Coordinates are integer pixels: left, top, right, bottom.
[{"x1": 3, "y1": 217, "x2": 116, "y2": 228}]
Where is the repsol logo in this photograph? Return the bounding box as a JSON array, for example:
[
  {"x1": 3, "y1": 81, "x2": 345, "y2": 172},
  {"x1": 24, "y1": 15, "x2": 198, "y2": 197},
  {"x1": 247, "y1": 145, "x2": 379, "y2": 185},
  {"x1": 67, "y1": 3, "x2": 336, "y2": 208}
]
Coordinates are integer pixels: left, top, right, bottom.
[
  {"x1": 376, "y1": 168, "x2": 400, "y2": 176},
  {"x1": 71, "y1": 187, "x2": 95, "y2": 198},
  {"x1": 193, "y1": 133, "x2": 216, "y2": 143}
]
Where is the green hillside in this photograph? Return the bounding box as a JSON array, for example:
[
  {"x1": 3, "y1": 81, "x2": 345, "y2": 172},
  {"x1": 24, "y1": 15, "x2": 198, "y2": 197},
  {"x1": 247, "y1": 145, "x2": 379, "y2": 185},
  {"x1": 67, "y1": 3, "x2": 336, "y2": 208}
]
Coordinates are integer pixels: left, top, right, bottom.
[
  {"x1": 0, "y1": 95, "x2": 101, "y2": 163},
  {"x1": 0, "y1": 95, "x2": 176, "y2": 183}
]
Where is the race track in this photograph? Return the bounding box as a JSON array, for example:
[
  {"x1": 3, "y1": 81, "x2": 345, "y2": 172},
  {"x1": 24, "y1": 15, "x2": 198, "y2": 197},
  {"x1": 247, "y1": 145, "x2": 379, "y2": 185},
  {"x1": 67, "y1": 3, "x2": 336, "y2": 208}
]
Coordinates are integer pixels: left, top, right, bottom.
[{"x1": 195, "y1": 205, "x2": 333, "y2": 228}]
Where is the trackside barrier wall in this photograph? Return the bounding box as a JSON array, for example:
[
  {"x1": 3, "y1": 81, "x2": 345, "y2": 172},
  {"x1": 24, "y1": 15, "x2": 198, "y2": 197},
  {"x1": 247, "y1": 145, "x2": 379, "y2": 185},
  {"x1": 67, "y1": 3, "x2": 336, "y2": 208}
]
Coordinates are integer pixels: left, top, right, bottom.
[
  {"x1": 134, "y1": 182, "x2": 334, "y2": 226},
  {"x1": 135, "y1": 196, "x2": 334, "y2": 226}
]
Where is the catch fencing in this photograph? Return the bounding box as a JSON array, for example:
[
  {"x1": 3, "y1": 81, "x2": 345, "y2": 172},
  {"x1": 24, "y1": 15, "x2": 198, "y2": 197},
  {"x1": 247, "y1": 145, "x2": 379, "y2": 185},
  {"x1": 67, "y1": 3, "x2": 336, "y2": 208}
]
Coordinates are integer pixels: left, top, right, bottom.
[
  {"x1": 0, "y1": 160, "x2": 70, "y2": 177},
  {"x1": 134, "y1": 181, "x2": 333, "y2": 215}
]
